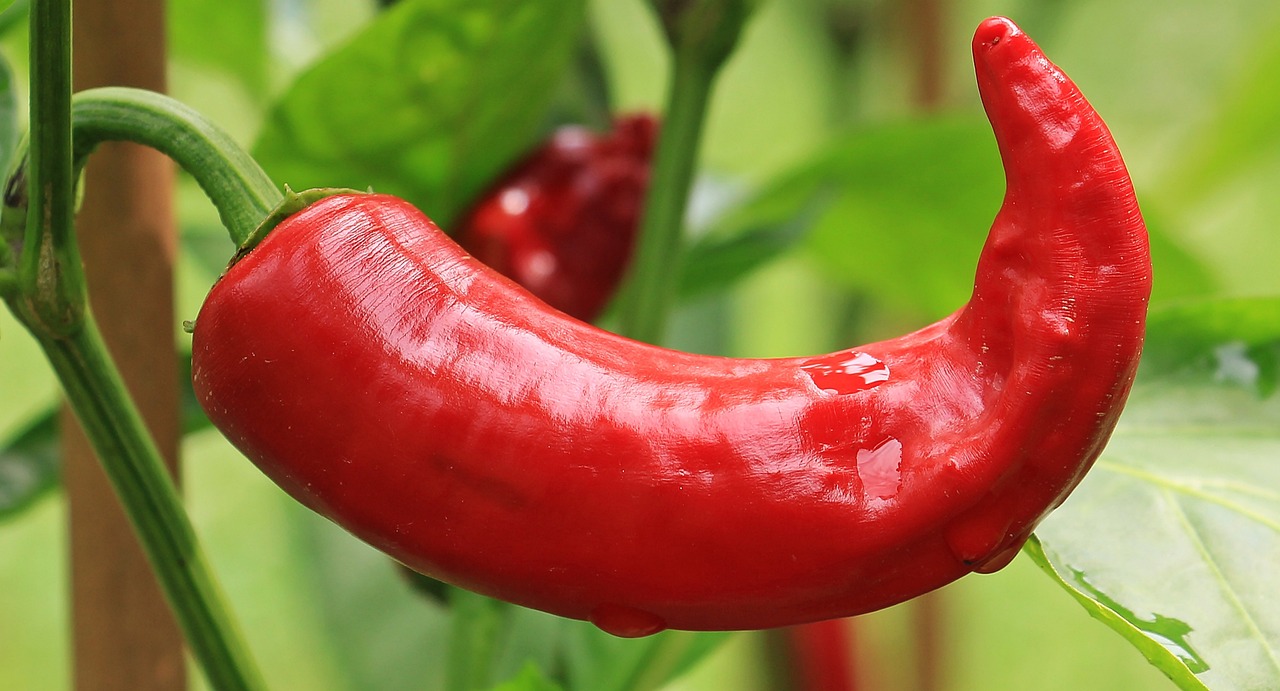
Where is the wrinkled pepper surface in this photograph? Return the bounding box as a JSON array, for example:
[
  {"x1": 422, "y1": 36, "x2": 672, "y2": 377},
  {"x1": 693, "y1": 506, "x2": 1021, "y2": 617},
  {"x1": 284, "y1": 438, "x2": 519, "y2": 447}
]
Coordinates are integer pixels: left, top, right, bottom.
[{"x1": 191, "y1": 17, "x2": 1151, "y2": 636}]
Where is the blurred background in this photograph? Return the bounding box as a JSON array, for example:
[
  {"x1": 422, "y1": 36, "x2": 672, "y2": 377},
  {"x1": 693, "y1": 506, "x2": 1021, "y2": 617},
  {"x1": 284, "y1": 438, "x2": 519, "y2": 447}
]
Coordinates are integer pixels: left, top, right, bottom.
[{"x1": 2, "y1": 0, "x2": 1277, "y2": 688}]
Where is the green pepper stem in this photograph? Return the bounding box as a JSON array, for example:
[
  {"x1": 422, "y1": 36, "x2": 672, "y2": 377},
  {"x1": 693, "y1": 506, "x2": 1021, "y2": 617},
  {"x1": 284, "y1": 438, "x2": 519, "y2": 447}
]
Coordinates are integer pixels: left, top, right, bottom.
[
  {"x1": 614, "y1": 52, "x2": 718, "y2": 344},
  {"x1": 615, "y1": 0, "x2": 754, "y2": 344},
  {"x1": 70, "y1": 87, "x2": 283, "y2": 247},
  {"x1": 2, "y1": 88, "x2": 280, "y2": 295},
  {"x1": 42, "y1": 319, "x2": 267, "y2": 691}
]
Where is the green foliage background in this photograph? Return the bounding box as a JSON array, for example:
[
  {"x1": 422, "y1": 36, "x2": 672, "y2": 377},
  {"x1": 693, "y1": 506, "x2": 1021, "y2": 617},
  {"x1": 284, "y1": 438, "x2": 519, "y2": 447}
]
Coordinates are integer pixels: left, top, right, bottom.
[{"x1": 2, "y1": 0, "x2": 1279, "y2": 688}]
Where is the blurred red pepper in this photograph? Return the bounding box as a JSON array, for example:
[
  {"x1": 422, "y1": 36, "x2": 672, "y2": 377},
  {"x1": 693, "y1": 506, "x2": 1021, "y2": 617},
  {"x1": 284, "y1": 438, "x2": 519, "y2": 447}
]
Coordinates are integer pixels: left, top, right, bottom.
[
  {"x1": 191, "y1": 17, "x2": 1150, "y2": 637},
  {"x1": 786, "y1": 619, "x2": 859, "y2": 691},
  {"x1": 455, "y1": 114, "x2": 657, "y2": 322}
]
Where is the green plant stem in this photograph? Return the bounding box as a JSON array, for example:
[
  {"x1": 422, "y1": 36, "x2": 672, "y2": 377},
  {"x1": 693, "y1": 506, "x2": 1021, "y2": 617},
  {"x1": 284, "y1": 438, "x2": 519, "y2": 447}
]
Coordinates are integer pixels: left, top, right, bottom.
[
  {"x1": 617, "y1": 0, "x2": 755, "y2": 344},
  {"x1": 614, "y1": 52, "x2": 718, "y2": 344},
  {"x1": 15, "y1": 7, "x2": 272, "y2": 686},
  {"x1": 41, "y1": 318, "x2": 267, "y2": 691},
  {"x1": 51, "y1": 89, "x2": 277, "y2": 686},
  {"x1": 2, "y1": 87, "x2": 281, "y2": 691},
  {"x1": 71, "y1": 87, "x2": 282, "y2": 246},
  {"x1": 23, "y1": 0, "x2": 81, "y2": 337}
]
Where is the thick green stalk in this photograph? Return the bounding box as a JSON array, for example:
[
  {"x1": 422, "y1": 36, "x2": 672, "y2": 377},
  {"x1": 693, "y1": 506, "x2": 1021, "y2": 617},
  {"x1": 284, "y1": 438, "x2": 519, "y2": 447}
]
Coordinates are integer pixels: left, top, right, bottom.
[
  {"x1": 22, "y1": 0, "x2": 81, "y2": 337},
  {"x1": 12, "y1": 88, "x2": 279, "y2": 691},
  {"x1": 42, "y1": 319, "x2": 267, "y2": 691},
  {"x1": 9, "y1": 5, "x2": 271, "y2": 688}
]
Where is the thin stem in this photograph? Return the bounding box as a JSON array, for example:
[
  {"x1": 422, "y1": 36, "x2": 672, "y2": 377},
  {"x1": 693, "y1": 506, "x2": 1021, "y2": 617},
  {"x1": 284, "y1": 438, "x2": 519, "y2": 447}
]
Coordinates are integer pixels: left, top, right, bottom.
[
  {"x1": 24, "y1": 0, "x2": 81, "y2": 337},
  {"x1": 71, "y1": 87, "x2": 282, "y2": 246},
  {"x1": 614, "y1": 53, "x2": 717, "y2": 343},
  {"x1": 42, "y1": 318, "x2": 267, "y2": 691},
  {"x1": 616, "y1": 0, "x2": 755, "y2": 344}
]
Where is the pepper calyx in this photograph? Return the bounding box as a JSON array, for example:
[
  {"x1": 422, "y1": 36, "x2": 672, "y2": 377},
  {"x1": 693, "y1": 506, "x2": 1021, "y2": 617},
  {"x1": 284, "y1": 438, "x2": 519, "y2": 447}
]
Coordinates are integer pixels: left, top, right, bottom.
[{"x1": 235, "y1": 185, "x2": 367, "y2": 261}]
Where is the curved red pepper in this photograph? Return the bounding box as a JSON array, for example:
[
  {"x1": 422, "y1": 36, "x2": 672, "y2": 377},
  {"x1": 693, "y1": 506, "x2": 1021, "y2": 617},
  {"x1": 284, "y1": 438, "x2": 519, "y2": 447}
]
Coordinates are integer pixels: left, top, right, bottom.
[
  {"x1": 455, "y1": 113, "x2": 657, "y2": 322},
  {"x1": 191, "y1": 17, "x2": 1150, "y2": 637}
]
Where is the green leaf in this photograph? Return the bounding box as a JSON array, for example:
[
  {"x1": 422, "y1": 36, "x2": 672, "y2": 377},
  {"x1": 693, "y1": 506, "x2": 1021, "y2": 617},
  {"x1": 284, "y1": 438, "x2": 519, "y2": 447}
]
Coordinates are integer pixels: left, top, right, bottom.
[
  {"x1": 399, "y1": 577, "x2": 727, "y2": 691},
  {"x1": 1135, "y1": 12, "x2": 1280, "y2": 299},
  {"x1": 169, "y1": 0, "x2": 269, "y2": 96},
  {"x1": 432, "y1": 584, "x2": 726, "y2": 691},
  {"x1": 1154, "y1": 15, "x2": 1280, "y2": 208},
  {"x1": 0, "y1": 414, "x2": 57, "y2": 521},
  {"x1": 290, "y1": 511, "x2": 447, "y2": 688},
  {"x1": 408, "y1": 582, "x2": 568, "y2": 690},
  {"x1": 252, "y1": 0, "x2": 586, "y2": 229},
  {"x1": 678, "y1": 178, "x2": 835, "y2": 301},
  {"x1": 1032, "y1": 298, "x2": 1280, "y2": 690},
  {"x1": 797, "y1": 117, "x2": 1002, "y2": 319},
  {"x1": 687, "y1": 117, "x2": 1037, "y2": 317},
  {"x1": 1144, "y1": 207, "x2": 1220, "y2": 305},
  {"x1": 688, "y1": 115, "x2": 1213, "y2": 315},
  {"x1": 485, "y1": 605, "x2": 570, "y2": 688},
  {"x1": 0, "y1": 0, "x2": 28, "y2": 38}
]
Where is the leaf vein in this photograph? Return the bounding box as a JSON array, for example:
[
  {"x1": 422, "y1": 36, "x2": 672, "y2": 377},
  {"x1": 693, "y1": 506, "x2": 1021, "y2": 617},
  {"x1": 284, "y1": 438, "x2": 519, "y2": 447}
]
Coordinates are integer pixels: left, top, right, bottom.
[
  {"x1": 1166, "y1": 492, "x2": 1280, "y2": 677},
  {"x1": 1095, "y1": 461, "x2": 1280, "y2": 533}
]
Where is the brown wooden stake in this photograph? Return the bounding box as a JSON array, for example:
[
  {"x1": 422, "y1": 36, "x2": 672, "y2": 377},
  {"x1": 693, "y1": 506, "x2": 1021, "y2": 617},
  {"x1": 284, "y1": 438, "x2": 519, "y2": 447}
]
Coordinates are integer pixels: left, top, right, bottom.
[
  {"x1": 65, "y1": 0, "x2": 185, "y2": 689},
  {"x1": 913, "y1": 592, "x2": 944, "y2": 691},
  {"x1": 902, "y1": 0, "x2": 946, "y2": 111}
]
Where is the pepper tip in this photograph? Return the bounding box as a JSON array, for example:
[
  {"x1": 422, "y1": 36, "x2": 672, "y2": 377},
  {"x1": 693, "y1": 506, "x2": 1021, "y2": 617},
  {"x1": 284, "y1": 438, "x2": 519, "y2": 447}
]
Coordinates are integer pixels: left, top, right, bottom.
[{"x1": 974, "y1": 16, "x2": 1021, "y2": 50}]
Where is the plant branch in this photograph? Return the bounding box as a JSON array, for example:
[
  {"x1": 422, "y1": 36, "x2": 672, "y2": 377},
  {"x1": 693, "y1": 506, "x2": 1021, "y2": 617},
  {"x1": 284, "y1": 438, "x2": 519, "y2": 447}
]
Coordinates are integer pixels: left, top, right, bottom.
[
  {"x1": 42, "y1": 319, "x2": 267, "y2": 691},
  {"x1": 615, "y1": 0, "x2": 757, "y2": 344},
  {"x1": 614, "y1": 55, "x2": 716, "y2": 343},
  {"x1": 7, "y1": 9, "x2": 272, "y2": 686},
  {"x1": 22, "y1": 0, "x2": 81, "y2": 337},
  {"x1": 70, "y1": 87, "x2": 282, "y2": 247}
]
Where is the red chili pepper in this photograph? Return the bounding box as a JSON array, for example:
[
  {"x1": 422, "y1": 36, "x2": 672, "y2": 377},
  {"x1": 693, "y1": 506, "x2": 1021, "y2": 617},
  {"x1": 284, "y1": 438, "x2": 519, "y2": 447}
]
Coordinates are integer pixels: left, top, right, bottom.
[
  {"x1": 454, "y1": 114, "x2": 657, "y2": 322},
  {"x1": 191, "y1": 17, "x2": 1150, "y2": 637}
]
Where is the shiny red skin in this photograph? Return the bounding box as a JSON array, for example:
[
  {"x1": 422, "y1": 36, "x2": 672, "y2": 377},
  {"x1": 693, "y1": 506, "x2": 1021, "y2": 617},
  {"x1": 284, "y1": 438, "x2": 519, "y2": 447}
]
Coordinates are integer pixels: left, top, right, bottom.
[
  {"x1": 455, "y1": 114, "x2": 657, "y2": 322},
  {"x1": 191, "y1": 17, "x2": 1150, "y2": 636}
]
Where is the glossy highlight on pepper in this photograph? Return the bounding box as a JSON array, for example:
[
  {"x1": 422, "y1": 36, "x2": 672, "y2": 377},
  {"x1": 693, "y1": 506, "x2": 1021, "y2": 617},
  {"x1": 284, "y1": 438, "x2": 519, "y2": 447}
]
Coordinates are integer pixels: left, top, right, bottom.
[{"x1": 191, "y1": 17, "x2": 1151, "y2": 636}]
